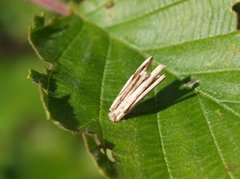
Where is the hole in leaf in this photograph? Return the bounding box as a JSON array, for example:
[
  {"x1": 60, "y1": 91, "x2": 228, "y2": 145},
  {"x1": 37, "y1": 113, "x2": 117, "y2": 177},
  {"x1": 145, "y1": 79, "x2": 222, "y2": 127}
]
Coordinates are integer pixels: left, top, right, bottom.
[
  {"x1": 106, "y1": 148, "x2": 115, "y2": 163},
  {"x1": 83, "y1": 134, "x2": 117, "y2": 178}
]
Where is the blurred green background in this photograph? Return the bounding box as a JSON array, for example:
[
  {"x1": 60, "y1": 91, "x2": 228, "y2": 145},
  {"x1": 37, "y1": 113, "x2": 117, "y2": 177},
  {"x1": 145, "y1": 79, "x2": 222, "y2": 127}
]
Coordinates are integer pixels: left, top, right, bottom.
[{"x1": 0, "y1": 1, "x2": 102, "y2": 179}]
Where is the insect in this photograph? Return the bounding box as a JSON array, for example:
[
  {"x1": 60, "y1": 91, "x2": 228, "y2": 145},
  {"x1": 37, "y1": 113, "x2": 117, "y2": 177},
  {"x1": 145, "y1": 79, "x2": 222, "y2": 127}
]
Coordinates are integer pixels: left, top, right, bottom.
[{"x1": 109, "y1": 56, "x2": 165, "y2": 122}]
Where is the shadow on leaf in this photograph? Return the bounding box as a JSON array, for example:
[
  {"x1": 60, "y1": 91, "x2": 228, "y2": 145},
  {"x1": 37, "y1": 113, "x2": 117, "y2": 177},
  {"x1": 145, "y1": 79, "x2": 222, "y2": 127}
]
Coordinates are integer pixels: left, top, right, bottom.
[
  {"x1": 47, "y1": 94, "x2": 80, "y2": 131},
  {"x1": 232, "y1": 2, "x2": 240, "y2": 30},
  {"x1": 36, "y1": 69, "x2": 80, "y2": 131},
  {"x1": 126, "y1": 77, "x2": 198, "y2": 119}
]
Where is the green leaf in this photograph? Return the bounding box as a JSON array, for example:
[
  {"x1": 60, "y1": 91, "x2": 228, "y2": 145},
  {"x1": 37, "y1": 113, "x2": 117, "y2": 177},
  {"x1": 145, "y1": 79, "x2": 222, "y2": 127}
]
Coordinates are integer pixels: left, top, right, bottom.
[{"x1": 30, "y1": 0, "x2": 240, "y2": 178}]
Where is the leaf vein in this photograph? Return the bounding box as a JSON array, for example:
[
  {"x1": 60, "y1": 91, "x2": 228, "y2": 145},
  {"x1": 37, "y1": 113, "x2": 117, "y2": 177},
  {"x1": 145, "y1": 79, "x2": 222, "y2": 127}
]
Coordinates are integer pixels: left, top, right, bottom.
[
  {"x1": 98, "y1": 37, "x2": 112, "y2": 138},
  {"x1": 197, "y1": 89, "x2": 240, "y2": 119},
  {"x1": 56, "y1": 23, "x2": 85, "y2": 62},
  {"x1": 142, "y1": 31, "x2": 239, "y2": 52},
  {"x1": 197, "y1": 96, "x2": 234, "y2": 179},
  {"x1": 183, "y1": 69, "x2": 240, "y2": 75},
  {"x1": 220, "y1": 100, "x2": 240, "y2": 104},
  {"x1": 106, "y1": 0, "x2": 188, "y2": 28},
  {"x1": 153, "y1": 88, "x2": 173, "y2": 179}
]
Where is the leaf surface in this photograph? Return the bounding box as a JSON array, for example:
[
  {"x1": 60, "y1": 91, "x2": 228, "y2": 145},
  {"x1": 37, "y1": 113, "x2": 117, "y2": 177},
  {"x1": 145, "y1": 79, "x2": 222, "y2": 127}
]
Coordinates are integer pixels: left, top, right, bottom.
[{"x1": 30, "y1": 0, "x2": 240, "y2": 178}]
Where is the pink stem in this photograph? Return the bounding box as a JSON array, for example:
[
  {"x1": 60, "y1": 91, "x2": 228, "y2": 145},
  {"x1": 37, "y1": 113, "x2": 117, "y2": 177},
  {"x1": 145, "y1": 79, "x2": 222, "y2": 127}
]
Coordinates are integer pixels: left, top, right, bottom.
[{"x1": 30, "y1": 0, "x2": 71, "y2": 15}]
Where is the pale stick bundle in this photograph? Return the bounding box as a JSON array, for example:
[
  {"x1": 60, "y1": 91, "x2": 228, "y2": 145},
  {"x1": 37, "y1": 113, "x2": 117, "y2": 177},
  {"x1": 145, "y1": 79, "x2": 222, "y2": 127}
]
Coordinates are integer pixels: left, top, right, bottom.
[{"x1": 109, "y1": 57, "x2": 165, "y2": 122}]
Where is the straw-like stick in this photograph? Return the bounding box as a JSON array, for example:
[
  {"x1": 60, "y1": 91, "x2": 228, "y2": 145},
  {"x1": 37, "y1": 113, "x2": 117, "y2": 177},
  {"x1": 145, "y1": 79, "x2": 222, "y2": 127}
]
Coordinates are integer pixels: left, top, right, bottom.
[{"x1": 109, "y1": 57, "x2": 165, "y2": 122}]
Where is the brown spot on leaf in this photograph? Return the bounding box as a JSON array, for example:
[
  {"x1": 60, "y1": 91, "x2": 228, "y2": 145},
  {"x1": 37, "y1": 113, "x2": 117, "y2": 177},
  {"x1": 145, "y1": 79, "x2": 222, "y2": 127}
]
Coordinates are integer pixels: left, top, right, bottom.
[
  {"x1": 105, "y1": 0, "x2": 115, "y2": 9},
  {"x1": 226, "y1": 164, "x2": 237, "y2": 172}
]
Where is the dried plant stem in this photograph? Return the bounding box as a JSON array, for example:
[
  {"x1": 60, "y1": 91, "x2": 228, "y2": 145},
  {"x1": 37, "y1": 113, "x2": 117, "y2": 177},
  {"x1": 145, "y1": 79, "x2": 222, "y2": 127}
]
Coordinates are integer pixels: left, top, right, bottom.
[{"x1": 109, "y1": 57, "x2": 165, "y2": 122}]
